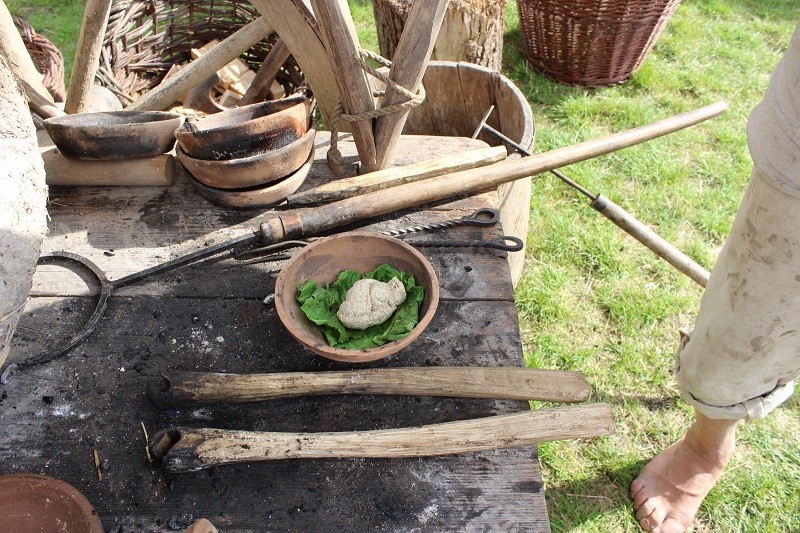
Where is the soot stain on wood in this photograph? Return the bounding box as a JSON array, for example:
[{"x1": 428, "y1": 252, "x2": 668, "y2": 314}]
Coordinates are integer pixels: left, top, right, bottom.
[
  {"x1": 2, "y1": 289, "x2": 541, "y2": 530},
  {"x1": 139, "y1": 190, "x2": 181, "y2": 229}
]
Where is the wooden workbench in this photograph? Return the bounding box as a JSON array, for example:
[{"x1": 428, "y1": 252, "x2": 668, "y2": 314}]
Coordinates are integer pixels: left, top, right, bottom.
[{"x1": 1, "y1": 133, "x2": 551, "y2": 532}]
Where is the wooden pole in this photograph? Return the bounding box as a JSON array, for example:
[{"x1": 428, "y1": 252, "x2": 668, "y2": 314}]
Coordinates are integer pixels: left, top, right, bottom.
[
  {"x1": 259, "y1": 102, "x2": 729, "y2": 242},
  {"x1": 591, "y1": 195, "x2": 710, "y2": 286},
  {"x1": 0, "y1": 0, "x2": 54, "y2": 103},
  {"x1": 20, "y1": 79, "x2": 65, "y2": 118},
  {"x1": 285, "y1": 145, "x2": 507, "y2": 206},
  {"x1": 151, "y1": 403, "x2": 615, "y2": 472},
  {"x1": 237, "y1": 39, "x2": 292, "y2": 106},
  {"x1": 311, "y1": 0, "x2": 377, "y2": 168},
  {"x1": 64, "y1": 0, "x2": 112, "y2": 114},
  {"x1": 370, "y1": 0, "x2": 450, "y2": 170},
  {"x1": 249, "y1": 0, "x2": 340, "y2": 123},
  {"x1": 147, "y1": 367, "x2": 592, "y2": 406},
  {"x1": 129, "y1": 17, "x2": 273, "y2": 111}
]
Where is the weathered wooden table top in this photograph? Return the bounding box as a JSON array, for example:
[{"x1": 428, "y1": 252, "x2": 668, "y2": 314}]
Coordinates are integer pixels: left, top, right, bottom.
[{"x1": 1, "y1": 133, "x2": 550, "y2": 532}]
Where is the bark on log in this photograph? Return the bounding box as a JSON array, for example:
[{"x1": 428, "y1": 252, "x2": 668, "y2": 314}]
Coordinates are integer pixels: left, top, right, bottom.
[
  {"x1": 373, "y1": 0, "x2": 506, "y2": 71},
  {"x1": 0, "y1": 54, "x2": 48, "y2": 367}
]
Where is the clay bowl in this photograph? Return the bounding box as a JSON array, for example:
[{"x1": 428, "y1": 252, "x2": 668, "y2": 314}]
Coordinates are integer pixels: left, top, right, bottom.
[
  {"x1": 0, "y1": 473, "x2": 104, "y2": 532},
  {"x1": 175, "y1": 127, "x2": 316, "y2": 189},
  {"x1": 174, "y1": 95, "x2": 311, "y2": 160},
  {"x1": 274, "y1": 231, "x2": 440, "y2": 363},
  {"x1": 181, "y1": 147, "x2": 314, "y2": 209},
  {"x1": 43, "y1": 110, "x2": 183, "y2": 160}
]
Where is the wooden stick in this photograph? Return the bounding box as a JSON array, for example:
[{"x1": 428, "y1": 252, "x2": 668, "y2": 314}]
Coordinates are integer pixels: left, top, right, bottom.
[
  {"x1": 38, "y1": 130, "x2": 176, "y2": 186},
  {"x1": 311, "y1": 0, "x2": 377, "y2": 168},
  {"x1": 41, "y1": 150, "x2": 176, "y2": 187},
  {"x1": 237, "y1": 39, "x2": 292, "y2": 106},
  {"x1": 150, "y1": 403, "x2": 615, "y2": 472},
  {"x1": 129, "y1": 17, "x2": 272, "y2": 111},
  {"x1": 249, "y1": 0, "x2": 339, "y2": 123},
  {"x1": 370, "y1": 0, "x2": 450, "y2": 171},
  {"x1": 147, "y1": 367, "x2": 591, "y2": 407},
  {"x1": 0, "y1": 0, "x2": 54, "y2": 103},
  {"x1": 259, "y1": 102, "x2": 729, "y2": 242},
  {"x1": 591, "y1": 195, "x2": 711, "y2": 287},
  {"x1": 20, "y1": 79, "x2": 65, "y2": 119},
  {"x1": 64, "y1": 0, "x2": 112, "y2": 114},
  {"x1": 285, "y1": 145, "x2": 507, "y2": 206}
]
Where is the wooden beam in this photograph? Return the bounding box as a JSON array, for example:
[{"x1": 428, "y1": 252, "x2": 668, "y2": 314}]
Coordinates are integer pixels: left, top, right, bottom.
[
  {"x1": 249, "y1": 0, "x2": 339, "y2": 124},
  {"x1": 311, "y1": 0, "x2": 377, "y2": 168},
  {"x1": 372, "y1": 0, "x2": 449, "y2": 169}
]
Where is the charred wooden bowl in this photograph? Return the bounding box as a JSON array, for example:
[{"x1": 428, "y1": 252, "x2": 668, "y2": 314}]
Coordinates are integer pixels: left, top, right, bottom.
[
  {"x1": 181, "y1": 147, "x2": 314, "y2": 209},
  {"x1": 43, "y1": 110, "x2": 183, "y2": 160},
  {"x1": 175, "y1": 127, "x2": 315, "y2": 189},
  {"x1": 274, "y1": 232, "x2": 440, "y2": 363},
  {"x1": 174, "y1": 95, "x2": 311, "y2": 160}
]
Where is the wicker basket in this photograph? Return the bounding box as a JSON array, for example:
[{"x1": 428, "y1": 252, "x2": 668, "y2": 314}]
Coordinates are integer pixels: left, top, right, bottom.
[
  {"x1": 517, "y1": 0, "x2": 681, "y2": 87},
  {"x1": 13, "y1": 16, "x2": 66, "y2": 102},
  {"x1": 96, "y1": 0, "x2": 307, "y2": 106}
]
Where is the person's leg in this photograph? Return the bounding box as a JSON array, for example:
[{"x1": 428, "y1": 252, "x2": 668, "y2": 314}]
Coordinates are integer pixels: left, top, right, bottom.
[
  {"x1": 630, "y1": 412, "x2": 737, "y2": 533},
  {"x1": 629, "y1": 21, "x2": 800, "y2": 533}
]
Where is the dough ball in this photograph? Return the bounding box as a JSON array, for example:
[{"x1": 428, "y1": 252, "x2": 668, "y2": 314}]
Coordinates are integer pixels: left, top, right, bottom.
[{"x1": 337, "y1": 277, "x2": 407, "y2": 330}]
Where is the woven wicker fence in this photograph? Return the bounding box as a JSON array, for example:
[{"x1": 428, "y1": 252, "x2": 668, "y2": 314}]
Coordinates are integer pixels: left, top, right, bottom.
[
  {"x1": 518, "y1": 0, "x2": 682, "y2": 87},
  {"x1": 13, "y1": 16, "x2": 66, "y2": 102},
  {"x1": 96, "y1": 0, "x2": 306, "y2": 105}
]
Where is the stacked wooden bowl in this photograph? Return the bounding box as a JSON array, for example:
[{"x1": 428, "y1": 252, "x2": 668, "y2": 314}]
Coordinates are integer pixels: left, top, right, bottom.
[{"x1": 174, "y1": 95, "x2": 315, "y2": 208}]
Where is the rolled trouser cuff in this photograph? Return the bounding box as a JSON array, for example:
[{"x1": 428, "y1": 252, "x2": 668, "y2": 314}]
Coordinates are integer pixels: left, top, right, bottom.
[{"x1": 677, "y1": 368, "x2": 795, "y2": 420}]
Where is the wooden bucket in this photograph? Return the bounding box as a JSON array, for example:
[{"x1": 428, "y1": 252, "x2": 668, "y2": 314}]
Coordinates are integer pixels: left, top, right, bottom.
[{"x1": 402, "y1": 61, "x2": 534, "y2": 286}]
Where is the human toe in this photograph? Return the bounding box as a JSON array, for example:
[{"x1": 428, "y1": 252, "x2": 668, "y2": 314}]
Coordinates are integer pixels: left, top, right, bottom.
[
  {"x1": 630, "y1": 478, "x2": 646, "y2": 500},
  {"x1": 659, "y1": 516, "x2": 690, "y2": 533},
  {"x1": 635, "y1": 499, "x2": 657, "y2": 520}
]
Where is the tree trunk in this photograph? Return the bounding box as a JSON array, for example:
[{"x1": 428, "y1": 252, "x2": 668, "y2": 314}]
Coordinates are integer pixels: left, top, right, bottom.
[
  {"x1": 374, "y1": 0, "x2": 506, "y2": 71},
  {"x1": 0, "y1": 54, "x2": 49, "y2": 367}
]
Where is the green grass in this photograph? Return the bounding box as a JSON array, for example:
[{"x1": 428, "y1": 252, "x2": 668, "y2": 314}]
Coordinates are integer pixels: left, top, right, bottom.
[{"x1": 10, "y1": 0, "x2": 800, "y2": 530}]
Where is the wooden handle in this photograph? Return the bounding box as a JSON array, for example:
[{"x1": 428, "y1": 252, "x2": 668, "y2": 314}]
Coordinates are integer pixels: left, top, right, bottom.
[
  {"x1": 259, "y1": 102, "x2": 729, "y2": 242},
  {"x1": 370, "y1": 0, "x2": 450, "y2": 171},
  {"x1": 129, "y1": 17, "x2": 272, "y2": 111},
  {"x1": 237, "y1": 39, "x2": 292, "y2": 106},
  {"x1": 285, "y1": 145, "x2": 507, "y2": 206},
  {"x1": 64, "y1": 0, "x2": 113, "y2": 114},
  {"x1": 591, "y1": 195, "x2": 710, "y2": 287},
  {"x1": 150, "y1": 403, "x2": 615, "y2": 472},
  {"x1": 147, "y1": 366, "x2": 591, "y2": 407},
  {"x1": 311, "y1": 0, "x2": 377, "y2": 168}
]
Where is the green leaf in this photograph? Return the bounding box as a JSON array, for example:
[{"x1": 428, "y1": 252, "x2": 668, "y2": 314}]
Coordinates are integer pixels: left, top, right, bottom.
[{"x1": 294, "y1": 264, "x2": 425, "y2": 349}]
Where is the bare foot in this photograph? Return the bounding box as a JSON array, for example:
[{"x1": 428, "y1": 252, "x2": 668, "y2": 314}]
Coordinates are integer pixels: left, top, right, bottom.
[{"x1": 629, "y1": 414, "x2": 737, "y2": 532}]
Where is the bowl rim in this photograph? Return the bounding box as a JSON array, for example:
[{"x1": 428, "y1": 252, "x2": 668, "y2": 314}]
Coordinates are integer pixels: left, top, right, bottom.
[
  {"x1": 175, "y1": 127, "x2": 316, "y2": 168},
  {"x1": 174, "y1": 94, "x2": 310, "y2": 139},
  {"x1": 43, "y1": 110, "x2": 183, "y2": 129},
  {"x1": 274, "y1": 231, "x2": 440, "y2": 363},
  {"x1": 182, "y1": 146, "x2": 314, "y2": 208}
]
